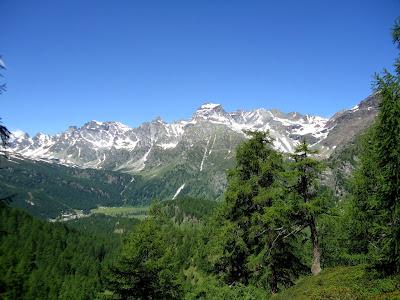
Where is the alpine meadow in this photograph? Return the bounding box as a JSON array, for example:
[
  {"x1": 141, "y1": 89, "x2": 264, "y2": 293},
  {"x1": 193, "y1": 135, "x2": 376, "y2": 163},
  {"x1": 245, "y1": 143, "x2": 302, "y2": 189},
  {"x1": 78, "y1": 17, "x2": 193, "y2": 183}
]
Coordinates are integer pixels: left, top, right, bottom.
[{"x1": 1, "y1": 2, "x2": 400, "y2": 299}]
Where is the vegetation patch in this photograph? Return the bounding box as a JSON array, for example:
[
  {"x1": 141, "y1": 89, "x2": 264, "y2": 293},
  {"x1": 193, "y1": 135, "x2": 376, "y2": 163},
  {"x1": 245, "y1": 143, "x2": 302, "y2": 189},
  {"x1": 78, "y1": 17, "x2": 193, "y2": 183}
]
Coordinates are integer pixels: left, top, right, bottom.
[
  {"x1": 276, "y1": 265, "x2": 400, "y2": 300},
  {"x1": 91, "y1": 205, "x2": 149, "y2": 219}
]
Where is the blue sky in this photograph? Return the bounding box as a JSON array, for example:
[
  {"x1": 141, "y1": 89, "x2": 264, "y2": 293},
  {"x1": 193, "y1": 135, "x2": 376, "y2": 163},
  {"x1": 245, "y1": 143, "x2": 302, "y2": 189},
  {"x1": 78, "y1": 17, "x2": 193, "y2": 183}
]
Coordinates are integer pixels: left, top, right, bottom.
[{"x1": 1, "y1": 0, "x2": 399, "y2": 136}]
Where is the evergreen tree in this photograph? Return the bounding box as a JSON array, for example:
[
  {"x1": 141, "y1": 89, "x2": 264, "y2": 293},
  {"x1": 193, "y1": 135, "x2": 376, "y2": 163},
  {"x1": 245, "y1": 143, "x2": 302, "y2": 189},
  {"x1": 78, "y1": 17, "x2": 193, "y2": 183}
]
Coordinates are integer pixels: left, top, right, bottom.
[
  {"x1": 0, "y1": 206, "x2": 116, "y2": 299},
  {"x1": 350, "y1": 18, "x2": 400, "y2": 275},
  {"x1": 290, "y1": 140, "x2": 325, "y2": 275},
  {"x1": 370, "y1": 73, "x2": 400, "y2": 275},
  {"x1": 106, "y1": 213, "x2": 183, "y2": 299},
  {"x1": 347, "y1": 129, "x2": 379, "y2": 255},
  {"x1": 208, "y1": 131, "x2": 304, "y2": 293}
]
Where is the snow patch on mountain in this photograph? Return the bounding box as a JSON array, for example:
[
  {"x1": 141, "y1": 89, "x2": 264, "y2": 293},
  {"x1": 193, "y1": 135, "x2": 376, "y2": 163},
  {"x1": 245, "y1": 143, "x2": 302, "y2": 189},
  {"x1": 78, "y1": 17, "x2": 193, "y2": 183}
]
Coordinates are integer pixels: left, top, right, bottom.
[
  {"x1": 158, "y1": 142, "x2": 178, "y2": 149},
  {"x1": 172, "y1": 183, "x2": 186, "y2": 199}
]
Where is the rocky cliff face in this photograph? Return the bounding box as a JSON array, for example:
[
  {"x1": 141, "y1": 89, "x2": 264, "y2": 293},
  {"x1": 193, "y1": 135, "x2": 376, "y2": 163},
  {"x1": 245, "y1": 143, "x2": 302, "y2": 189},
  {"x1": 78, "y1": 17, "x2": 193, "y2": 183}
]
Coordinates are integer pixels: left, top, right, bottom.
[{"x1": 317, "y1": 94, "x2": 379, "y2": 156}]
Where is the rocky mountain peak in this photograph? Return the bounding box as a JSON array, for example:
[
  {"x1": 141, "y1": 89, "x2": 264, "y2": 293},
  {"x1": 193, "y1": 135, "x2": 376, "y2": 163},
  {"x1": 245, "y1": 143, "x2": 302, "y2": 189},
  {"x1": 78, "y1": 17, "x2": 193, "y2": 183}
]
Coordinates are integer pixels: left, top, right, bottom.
[
  {"x1": 193, "y1": 103, "x2": 231, "y2": 124},
  {"x1": 34, "y1": 132, "x2": 48, "y2": 138},
  {"x1": 83, "y1": 120, "x2": 104, "y2": 129},
  {"x1": 10, "y1": 129, "x2": 29, "y2": 141}
]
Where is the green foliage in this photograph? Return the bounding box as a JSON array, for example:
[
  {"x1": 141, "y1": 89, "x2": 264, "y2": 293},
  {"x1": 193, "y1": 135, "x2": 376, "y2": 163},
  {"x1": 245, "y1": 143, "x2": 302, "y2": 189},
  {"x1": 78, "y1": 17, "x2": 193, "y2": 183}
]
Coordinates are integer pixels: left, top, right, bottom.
[
  {"x1": 156, "y1": 197, "x2": 219, "y2": 224},
  {"x1": 183, "y1": 267, "x2": 266, "y2": 300},
  {"x1": 318, "y1": 197, "x2": 369, "y2": 267},
  {"x1": 289, "y1": 140, "x2": 328, "y2": 275},
  {"x1": 90, "y1": 206, "x2": 149, "y2": 220},
  {"x1": 106, "y1": 217, "x2": 184, "y2": 299},
  {"x1": 350, "y1": 71, "x2": 400, "y2": 275},
  {"x1": 0, "y1": 206, "x2": 120, "y2": 299},
  {"x1": 289, "y1": 140, "x2": 326, "y2": 217},
  {"x1": 206, "y1": 131, "x2": 306, "y2": 293},
  {"x1": 346, "y1": 131, "x2": 377, "y2": 255},
  {"x1": 66, "y1": 213, "x2": 140, "y2": 237}
]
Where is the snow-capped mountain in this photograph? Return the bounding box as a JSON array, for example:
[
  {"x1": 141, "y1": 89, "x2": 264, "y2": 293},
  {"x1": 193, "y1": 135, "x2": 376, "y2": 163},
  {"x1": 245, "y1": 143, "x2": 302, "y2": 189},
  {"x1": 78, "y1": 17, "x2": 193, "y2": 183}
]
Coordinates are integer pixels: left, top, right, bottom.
[
  {"x1": 1, "y1": 95, "x2": 379, "y2": 216},
  {"x1": 7, "y1": 96, "x2": 378, "y2": 175}
]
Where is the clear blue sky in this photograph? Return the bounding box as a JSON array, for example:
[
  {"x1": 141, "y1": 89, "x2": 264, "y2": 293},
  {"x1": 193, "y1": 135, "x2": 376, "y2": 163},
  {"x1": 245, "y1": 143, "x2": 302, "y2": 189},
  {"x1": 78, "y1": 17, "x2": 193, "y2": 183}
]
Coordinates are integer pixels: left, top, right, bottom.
[{"x1": 1, "y1": 0, "x2": 399, "y2": 135}]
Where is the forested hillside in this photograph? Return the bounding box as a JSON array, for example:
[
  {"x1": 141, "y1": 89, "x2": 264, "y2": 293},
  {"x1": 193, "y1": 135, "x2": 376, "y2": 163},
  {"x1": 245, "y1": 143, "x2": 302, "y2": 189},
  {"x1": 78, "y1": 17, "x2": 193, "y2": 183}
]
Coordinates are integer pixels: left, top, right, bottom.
[
  {"x1": 0, "y1": 155, "x2": 136, "y2": 218},
  {"x1": 0, "y1": 205, "x2": 129, "y2": 299}
]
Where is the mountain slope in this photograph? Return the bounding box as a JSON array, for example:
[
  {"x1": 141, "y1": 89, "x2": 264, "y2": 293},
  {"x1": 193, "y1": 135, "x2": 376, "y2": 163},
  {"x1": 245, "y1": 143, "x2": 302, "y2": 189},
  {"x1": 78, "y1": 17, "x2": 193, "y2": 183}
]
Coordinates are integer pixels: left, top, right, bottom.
[{"x1": 0, "y1": 154, "x2": 136, "y2": 219}]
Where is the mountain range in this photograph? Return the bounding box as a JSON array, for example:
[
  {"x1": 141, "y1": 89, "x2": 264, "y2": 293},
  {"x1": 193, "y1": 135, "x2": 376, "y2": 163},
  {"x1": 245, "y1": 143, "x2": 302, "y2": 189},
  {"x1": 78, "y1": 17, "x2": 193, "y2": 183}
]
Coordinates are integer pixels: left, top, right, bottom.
[
  {"x1": 9, "y1": 95, "x2": 378, "y2": 167},
  {"x1": 2, "y1": 94, "x2": 379, "y2": 219}
]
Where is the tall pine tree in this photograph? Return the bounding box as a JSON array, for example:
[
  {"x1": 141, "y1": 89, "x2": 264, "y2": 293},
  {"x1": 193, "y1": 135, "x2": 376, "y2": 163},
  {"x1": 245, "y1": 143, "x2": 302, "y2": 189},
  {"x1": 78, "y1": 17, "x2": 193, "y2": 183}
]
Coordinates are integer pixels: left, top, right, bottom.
[
  {"x1": 106, "y1": 210, "x2": 183, "y2": 299},
  {"x1": 350, "y1": 18, "x2": 400, "y2": 275},
  {"x1": 208, "y1": 131, "x2": 304, "y2": 293},
  {"x1": 290, "y1": 140, "x2": 325, "y2": 275}
]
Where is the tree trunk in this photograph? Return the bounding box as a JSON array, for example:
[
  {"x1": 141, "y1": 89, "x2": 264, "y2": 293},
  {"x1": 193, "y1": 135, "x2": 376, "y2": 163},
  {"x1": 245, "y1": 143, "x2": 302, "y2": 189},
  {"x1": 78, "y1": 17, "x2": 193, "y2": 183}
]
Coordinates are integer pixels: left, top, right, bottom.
[
  {"x1": 309, "y1": 216, "x2": 321, "y2": 275},
  {"x1": 269, "y1": 270, "x2": 278, "y2": 294}
]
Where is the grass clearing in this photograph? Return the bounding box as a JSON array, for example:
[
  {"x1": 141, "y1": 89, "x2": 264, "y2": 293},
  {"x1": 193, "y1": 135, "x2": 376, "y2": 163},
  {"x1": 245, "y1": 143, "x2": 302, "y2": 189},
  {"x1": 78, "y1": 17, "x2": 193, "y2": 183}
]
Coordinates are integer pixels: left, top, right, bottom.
[
  {"x1": 275, "y1": 265, "x2": 400, "y2": 300},
  {"x1": 91, "y1": 206, "x2": 149, "y2": 219}
]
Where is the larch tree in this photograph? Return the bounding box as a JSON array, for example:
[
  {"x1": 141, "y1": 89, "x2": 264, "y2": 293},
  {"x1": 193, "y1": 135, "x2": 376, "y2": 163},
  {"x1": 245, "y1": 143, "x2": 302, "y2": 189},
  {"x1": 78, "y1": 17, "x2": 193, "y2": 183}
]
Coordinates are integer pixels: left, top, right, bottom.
[
  {"x1": 350, "y1": 17, "x2": 400, "y2": 276},
  {"x1": 106, "y1": 215, "x2": 183, "y2": 299},
  {"x1": 290, "y1": 140, "x2": 325, "y2": 275},
  {"x1": 209, "y1": 131, "x2": 304, "y2": 293}
]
